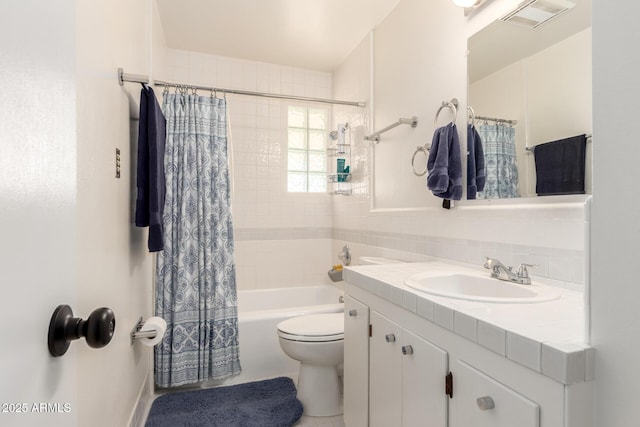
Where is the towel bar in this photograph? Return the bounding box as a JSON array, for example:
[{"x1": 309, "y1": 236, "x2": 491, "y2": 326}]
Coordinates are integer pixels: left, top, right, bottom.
[
  {"x1": 525, "y1": 134, "x2": 592, "y2": 153},
  {"x1": 364, "y1": 117, "x2": 418, "y2": 143}
]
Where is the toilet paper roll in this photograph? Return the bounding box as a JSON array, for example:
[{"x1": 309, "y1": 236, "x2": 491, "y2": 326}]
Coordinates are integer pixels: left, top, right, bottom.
[{"x1": 138, "y1": 316, "x2": 167, "y2": 347}]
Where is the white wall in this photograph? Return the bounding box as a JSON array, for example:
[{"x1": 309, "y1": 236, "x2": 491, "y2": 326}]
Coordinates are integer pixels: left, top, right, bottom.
[
  {"x1": 372, "y1": 0, "x2": 468, "y2": 210},
  {"x1": 161, "y1": 49, "x2": 334, "y2": 289},
  {"x1": 0, "y1": 2, "x2": 78, "y2": 426},
  {"x1": 75, "y1": 0, "x2": 154, "y2": 426},
  {"x1": 590, "y1": 0, "x2": 640, "y2": 424}
]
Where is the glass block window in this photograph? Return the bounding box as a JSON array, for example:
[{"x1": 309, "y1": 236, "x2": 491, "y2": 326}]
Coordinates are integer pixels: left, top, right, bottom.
[{"x1": 287, "y1": 106, "x2": 328, "y2": 192}]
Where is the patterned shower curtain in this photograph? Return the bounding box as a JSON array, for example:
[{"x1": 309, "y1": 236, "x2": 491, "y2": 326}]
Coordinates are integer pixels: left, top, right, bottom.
[
  {"x1": 155, "y1": 92, "x2": 241, "y2": 388},
  {"x1": 477, "y1": 124, "x2": 520, "y2": 199}
]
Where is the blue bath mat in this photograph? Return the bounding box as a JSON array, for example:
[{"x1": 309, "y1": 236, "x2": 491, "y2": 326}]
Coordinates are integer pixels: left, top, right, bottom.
[{"x1": 145, "y1": 377, "x2": 303, "y2": 427}]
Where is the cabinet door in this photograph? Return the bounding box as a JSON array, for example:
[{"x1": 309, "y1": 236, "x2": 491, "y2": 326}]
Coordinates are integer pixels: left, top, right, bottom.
[
  {"x1": 452, "y1": 360, "x2": 540, "y2": 427},
  {"x1": 344, "y1": 296, "x2": 370, "y2": 427},
  {"x1": 369, "y1": 311, "x2": 402, "y2": 427},
  {"x1": 401, "y1": 329, "x2": 448, "y2": 427}
]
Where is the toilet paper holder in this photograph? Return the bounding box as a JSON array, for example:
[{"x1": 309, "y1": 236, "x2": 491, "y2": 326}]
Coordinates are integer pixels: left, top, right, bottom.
[{"x1": 130, "y1": 317, "x2": 157, "y2": 344}]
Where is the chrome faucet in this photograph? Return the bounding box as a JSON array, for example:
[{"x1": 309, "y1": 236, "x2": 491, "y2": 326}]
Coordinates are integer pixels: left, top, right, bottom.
[
  {"x1": 483, "y1": 257, "x2": 537, "y2": 285},
  {"x1": 338, "y1": 245, "x2": 351, "y2": 266}
]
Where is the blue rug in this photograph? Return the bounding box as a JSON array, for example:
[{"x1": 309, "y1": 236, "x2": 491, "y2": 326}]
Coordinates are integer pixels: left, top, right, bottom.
[{"x1": 145, "y1": 377, "x2": 303, "y2": 427}]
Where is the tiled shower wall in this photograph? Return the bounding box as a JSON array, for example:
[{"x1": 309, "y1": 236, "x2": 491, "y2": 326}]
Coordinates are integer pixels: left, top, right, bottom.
[{"x1": 164, "y1": 49, "x2": 334, "y2": 290}]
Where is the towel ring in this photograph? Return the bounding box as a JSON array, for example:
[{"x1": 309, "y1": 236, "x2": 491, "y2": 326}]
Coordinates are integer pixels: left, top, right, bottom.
[
  {"x1": 434, "y1": 99, "x2": 458, "y2": 128},
  {"x1": 467, "y1": 105, "x2": 476, "y2": 127},
  {"x1": 411, "y1": 144, "x2": 430, "y2": 176}
]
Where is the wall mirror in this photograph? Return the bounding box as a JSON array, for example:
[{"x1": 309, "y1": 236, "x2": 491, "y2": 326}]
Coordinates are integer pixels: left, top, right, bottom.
[{"x1": 466, "y1": 0, "x2": 592, "y2": 201}]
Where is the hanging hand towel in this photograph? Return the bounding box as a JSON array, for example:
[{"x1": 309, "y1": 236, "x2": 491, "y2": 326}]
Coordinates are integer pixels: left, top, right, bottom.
[
  {"x1": 135, "y1": 86, "x2": 167, "y2": 252},
  {"x1": 427, "y1": 123, "x2": 462, "y2": 200},
  {"x1": 534, "y1": 134, "x2": 586, "y2": 196},
  {"x1": 466, "y1": 124, "x2": 485, "y2": 199}
]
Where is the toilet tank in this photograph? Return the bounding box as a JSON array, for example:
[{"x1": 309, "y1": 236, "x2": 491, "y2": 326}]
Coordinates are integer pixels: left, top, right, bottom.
[{"x1": 358, "y1": 256, "x2": 404, "y2": 266}]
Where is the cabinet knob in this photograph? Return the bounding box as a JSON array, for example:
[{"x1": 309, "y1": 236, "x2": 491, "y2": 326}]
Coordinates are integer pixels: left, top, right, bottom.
[
  {"x1": 385, "y1": 333, "x2": 396, "y2": 343},
  {"x1": 348, "y1": 309, "x2": 358, "y2": 317},
  {"x1": 401, "y1": 345, "x2": 413, "y2": 355},
  {"x1": 476, "y1": 396, "x2": 495, "y2": 411}
]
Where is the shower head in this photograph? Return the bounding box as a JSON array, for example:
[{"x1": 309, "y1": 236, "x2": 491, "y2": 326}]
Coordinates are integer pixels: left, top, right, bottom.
[{"x1": 329, "y1": 130, "x2": 339, "y2": 140}]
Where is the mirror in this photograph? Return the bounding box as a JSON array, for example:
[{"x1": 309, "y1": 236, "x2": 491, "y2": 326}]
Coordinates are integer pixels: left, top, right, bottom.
[{"x1": 466, "y1": 0, "x2": 592, "y2": 200}]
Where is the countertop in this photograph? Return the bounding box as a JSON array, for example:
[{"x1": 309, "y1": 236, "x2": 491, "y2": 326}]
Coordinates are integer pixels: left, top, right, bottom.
[{"x1": 344, "y1": 261, "x2": 594, "y2": 385}]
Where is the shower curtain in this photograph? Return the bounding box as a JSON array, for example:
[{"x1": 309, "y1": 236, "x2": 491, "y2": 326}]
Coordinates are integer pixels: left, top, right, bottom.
[
  {"x1": 155, "y1": 92, "x2": 241, "y2": 388},
  {"x1": 477, "y1": 124, "x2": 519, "y2": 199}
]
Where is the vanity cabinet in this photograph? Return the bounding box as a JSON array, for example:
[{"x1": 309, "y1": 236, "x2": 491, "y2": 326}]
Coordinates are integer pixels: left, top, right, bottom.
[
  {"x1": 343, "y1": 284, "x2": 591, "y2": 427},
  {"x1": 344, "y1": 295, "x2": 448, "y2": 427},
  {"x1": 451, "y1": 360, "x2": 539, "y2": 427},
  {"x1": 344, "y1": 296, "x2": 370, "y2": 427},
  {"x1": 369, "y1": 311, "x2": 448, "y2": 427}
]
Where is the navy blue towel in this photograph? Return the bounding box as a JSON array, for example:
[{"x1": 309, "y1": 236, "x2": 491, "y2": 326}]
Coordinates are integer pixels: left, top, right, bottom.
[
  {"x1": 466, "y1": 124, "x2": 485, "y2": 200},
  {"x1": 427, "y1": 123, "x2": 462, "y2": 201},
  {"x1": 533, "y1": 134, "x2": 586, "y2": 196},
  {"x1": 135, "y1": 86, "x2": 167, "y2": 252}
]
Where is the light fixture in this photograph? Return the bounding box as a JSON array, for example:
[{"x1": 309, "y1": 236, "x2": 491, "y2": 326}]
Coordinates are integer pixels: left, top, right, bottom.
[
  {"x1": 452, "y1": 0, "x2": 490, "y2": 17},
  {"x1": 452, "y1": 0, "x2": 479, "y2": 7}
]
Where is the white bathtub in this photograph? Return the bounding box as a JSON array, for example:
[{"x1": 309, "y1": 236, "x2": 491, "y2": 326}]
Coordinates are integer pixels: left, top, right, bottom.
[{"x1": 209, "y1": 285, "x2": 344, "y2": 387}]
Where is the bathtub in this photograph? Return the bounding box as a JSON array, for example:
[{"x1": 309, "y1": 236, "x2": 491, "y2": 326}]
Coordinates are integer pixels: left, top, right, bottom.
[{"x1": 209, "y1": 285, "x2": 344, "y2": 387}]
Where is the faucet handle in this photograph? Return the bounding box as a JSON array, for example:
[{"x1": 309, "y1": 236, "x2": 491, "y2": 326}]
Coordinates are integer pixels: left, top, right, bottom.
[
  {"x1": 483, "y1": 256, "x2": 492, "y2": 269},
  {"x1": 516, "y1": 263, "x2": 538, "y2": 278}
]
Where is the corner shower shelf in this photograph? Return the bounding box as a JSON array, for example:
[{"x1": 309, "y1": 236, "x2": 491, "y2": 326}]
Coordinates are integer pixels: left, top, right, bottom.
[
  {"x1": 327, "y1": 144, "x2": 351, "y2": 157},
  {"x1": 328, "y1": 173, "x2": 352, "y2": 183}
]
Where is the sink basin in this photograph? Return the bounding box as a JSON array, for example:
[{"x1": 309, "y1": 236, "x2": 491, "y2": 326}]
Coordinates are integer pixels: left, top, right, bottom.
[{"x1": 404, "y1": 272, "x2": 560, "y2": 303}]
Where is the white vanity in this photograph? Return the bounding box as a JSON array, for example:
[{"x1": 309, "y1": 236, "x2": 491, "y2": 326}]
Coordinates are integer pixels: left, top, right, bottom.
[{"x1": 343, "y1": 261, "x2": 593, "y2": 427}]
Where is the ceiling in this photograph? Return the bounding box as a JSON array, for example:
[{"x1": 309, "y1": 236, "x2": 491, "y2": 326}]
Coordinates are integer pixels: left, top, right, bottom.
[
  {"x1": 468, "y1": 0, "x2": 591, "y2": 83},
  {"x1": 155, "y1": 0, "x2": 401, "y2": 72}
]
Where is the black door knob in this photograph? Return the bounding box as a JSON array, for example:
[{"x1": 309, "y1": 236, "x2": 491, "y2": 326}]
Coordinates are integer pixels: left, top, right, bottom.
[{"x1": 48, "y1": 305, "x2": 116, "y2": 357}]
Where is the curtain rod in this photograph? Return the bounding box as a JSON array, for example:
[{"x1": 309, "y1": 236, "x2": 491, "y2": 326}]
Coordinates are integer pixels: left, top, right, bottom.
[
  {"x1": 117, "y1": 68, "x2": 366, "y2": 108},
  {"x1": 474, "y1": 115, "x2": 518, "y2": 125}
]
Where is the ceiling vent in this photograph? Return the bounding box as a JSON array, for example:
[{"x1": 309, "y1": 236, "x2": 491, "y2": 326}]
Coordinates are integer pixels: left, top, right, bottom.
[{"x1": 501, "y1": 0, "x2": 576, "y2": 29}]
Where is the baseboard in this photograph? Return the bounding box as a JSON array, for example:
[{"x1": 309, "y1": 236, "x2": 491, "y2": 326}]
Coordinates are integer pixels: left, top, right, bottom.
[{"x1": 128, "y1": 371, "x2": 154, "y2": 427}]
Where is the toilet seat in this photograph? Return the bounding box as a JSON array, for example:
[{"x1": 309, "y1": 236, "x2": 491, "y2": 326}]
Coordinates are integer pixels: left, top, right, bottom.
[{"x1": 277, "y1": 313, "x2": 344, "y2": 342}]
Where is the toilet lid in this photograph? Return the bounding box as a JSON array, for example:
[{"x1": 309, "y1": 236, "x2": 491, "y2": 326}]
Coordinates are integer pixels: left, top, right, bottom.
[{"x1": 277, "y1": 313, "x2": 344, "y2": 342}]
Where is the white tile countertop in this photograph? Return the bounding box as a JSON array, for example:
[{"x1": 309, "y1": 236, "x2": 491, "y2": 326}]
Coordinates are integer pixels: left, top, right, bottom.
[{"x1": 344, "y1": 261, "x2": 594, "y2": 385}]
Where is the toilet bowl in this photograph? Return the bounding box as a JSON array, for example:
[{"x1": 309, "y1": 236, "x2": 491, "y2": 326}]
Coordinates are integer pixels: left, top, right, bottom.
[{"x1": 277, "y1": 313, "x2": 344, "y2": 416}]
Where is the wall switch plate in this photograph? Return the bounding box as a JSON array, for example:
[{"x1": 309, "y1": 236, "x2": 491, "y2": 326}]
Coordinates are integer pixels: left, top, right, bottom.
[{"x1": 115, "y1": 148, "x2": 121, "y2": 178}]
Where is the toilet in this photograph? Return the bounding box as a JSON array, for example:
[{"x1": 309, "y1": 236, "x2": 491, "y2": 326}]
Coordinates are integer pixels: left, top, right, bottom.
[{"x1": 277, "y1": 313, "x2": 344, "y2": 416}]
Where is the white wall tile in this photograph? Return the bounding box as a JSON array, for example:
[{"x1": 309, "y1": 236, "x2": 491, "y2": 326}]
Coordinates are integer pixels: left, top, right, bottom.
[
  {"x1": 477, "y1": 321, "x2": 506, "y2": 356},
  {"x1": 541, "y1": 342, "x2": 586, "y2": 384},
  {"x1": 417, "y1": 298, "x2": 435, "y2": 320},
  {"x1": 506, "y1": 332, "x2": 542, "y2": 372},
  {"x1": 454, "y1": 312, "x2": 478, "y2": 343},
  {"x1": 434, "y1": 304, "x2": 454, "y2": 331}
]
